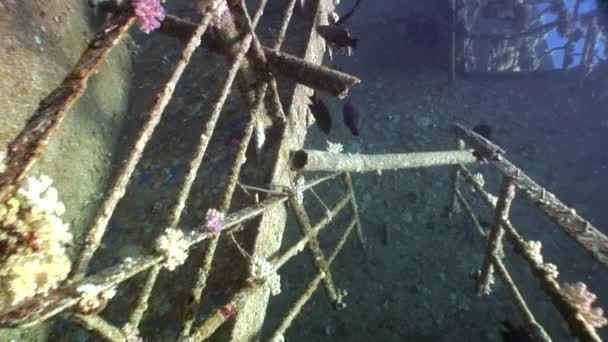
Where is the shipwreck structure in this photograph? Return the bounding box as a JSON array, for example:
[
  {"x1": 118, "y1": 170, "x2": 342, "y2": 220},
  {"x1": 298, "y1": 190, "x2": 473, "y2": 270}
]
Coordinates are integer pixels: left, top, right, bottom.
[{"x1": 0, "y1": 0, "x2": 607, "y2": 341}]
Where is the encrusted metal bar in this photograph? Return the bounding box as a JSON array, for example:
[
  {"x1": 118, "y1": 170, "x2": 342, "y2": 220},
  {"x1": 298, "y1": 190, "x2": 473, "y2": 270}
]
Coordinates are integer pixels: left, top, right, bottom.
[
  {"x1": 127, "y1": 265, "x2": 162, "y2": 329},
  {"x1": 263, "y1": 48, "x2": 360, "y2": 98},
  {"x1": 449, "y1": 139, "x2": 466, "y2": 217},
  {"x1": 156, "y1": 15, "x2": 361, "y2": 97},
  {"x1": 458, "y1": 164, "x2": 602, "y2": 340},
  {"x1": 480, "y1": 158, "x2": 608, "y2": 267},
  {"x1": 69, "y1": 6, "x2": 221, "y2": 280},
  {"x1": 134, "y1": 0, "x2": 268, "y2": 335},
  {"x1": 188, "y1": 178, "x2": 345, "y2": 340},
  {"x1": 342, "y1": 172, "x2": 366, "y2": 257},
  {"x1": 477, "y1": 176, "x2": 516, "y2": 296},
  {"x1": 288, "y1": 197, "x2": 343, "y2": 307},
  {"x1": 0, "y1": 14, "x2": 134, "y2": 204},
  {"x1": 236, "y1": 0, "x2": 286, "y2": 122},
  {"x1": 190, "y1": 283, "x2": 259, "y2": 341},
  {"x1": 455, "y1": 187, "x2": 550, "y2": 341},
  {"x1": 502, "y1": 220, "x2": 603, "y2": 342},
  {"x1": 0, "y1": 163, "x2": 341, "y2": 329},
  {"x1": 456, "y1": 123, "x2": 608, "y2": 269},
  {"x1": 458, "y1": 165, "x2": 497, "y2": 207},
  {"x1": 272, "y1": 192, "x2": 352, "y2": 271},
  {"x1": 455, "y1": 190, "x2": 487, "y2": 237},
  {"x1": 71, "y1": 313, "x2": 125, "y2": 342},
  {"x1": 292, "y1": 149, "x2": 478, "y2": 173},
  {"x1": 491, "y1": 254, "x2": 552, "y2": 342},
  {"x1": 497, "y1": 157, "x2": 608, "y2": 271},
  {"x1": 272, "y1": 0, "x2": 299, "y2": 50},
  {"x1": 269, "y1": 217, "x2": 357, "y2": 340},
  {"x1": 179, "y1": 78, "x2": 258, "y2": 339},
  {"x1": 451, "y1": 123, "x2": 505, "y2": 162},
  {"x1": 0, "y1": 193, "x2": 290, "y2": 328}
]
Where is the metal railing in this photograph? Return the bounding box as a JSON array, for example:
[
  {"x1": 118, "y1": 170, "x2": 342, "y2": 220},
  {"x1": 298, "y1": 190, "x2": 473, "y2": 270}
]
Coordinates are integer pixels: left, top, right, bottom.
[{"x1": 1, "y1": 0, "x2": 607, "y2": 341}]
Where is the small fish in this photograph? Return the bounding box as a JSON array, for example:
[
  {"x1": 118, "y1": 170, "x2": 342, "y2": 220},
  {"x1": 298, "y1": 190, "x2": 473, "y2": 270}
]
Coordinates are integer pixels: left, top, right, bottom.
[
  {"x1": 335, "y1": 0, "x2": 362, "y2": 26},
  {"x1": 308, "y1": 93, "x2": 332, "y2": 134},
  {"x1": 472, "y1": 123, "x2": 493, "y2": 141},
  {"x1": 343, "y1": 100, "x2": 360, "y2": 136},
  {"x1": 317, "y1": 25, "x2": 358, "y2": 49}
]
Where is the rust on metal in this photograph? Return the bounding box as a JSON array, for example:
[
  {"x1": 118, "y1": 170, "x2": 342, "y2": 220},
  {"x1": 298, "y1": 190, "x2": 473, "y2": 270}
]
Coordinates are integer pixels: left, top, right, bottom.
[{"x1": 0, "y1": 14, "x2": 134, "y2": 205}]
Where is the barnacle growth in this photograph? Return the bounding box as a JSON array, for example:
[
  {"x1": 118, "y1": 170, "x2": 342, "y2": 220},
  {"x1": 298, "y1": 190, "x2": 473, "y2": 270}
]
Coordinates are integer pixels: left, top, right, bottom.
[{"x1": 0, "y1": 170, "x2": 72, "y2": 308}]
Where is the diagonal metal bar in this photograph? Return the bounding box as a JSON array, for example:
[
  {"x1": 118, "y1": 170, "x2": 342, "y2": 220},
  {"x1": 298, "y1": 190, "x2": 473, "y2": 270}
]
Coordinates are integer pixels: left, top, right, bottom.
[
  {"x1": 71, "y1": 313, "x2": 125, "y2": 342},
  {"x1": 0, "y1": 14, "x2": 134, "y2": 204},
  {"x1": 455, "y1": 123, "x2": 608, "y2": 270},
  {"x1": 458, "y1": 165, "x2": 601, "y2": 340},
  {"x1": 272, "y1": 0, "x2": 299, "y2": 50},
  {"x1": 235, "y1": 0, "x2": 287, "y2": 123},
  {"x1": 127, "y1": 264, "x2": 162, "y2": 329},
  {"x1": 178, "y1": 118, "x2": 256, "y2": 339},
  {"x1": 495, "y1": 157, "x2": 608, "y2": 270},
  {"x1": 477, "y1": 176, "x2": 516, "y2": 296},
  {"x1": 127, "y1": 0, "x2": 269, "y2": 335},
  {"x1": 177, "y1": 0, "x2": 274, "y2": 337},
  {"x1": 0, "y1": 195, "x2": 291, "y2": 328},
  {"x1": 0, "y1": 172, "x2": 337, "y2": 328},
  {"x1": 179, "y1": 69, "x2": 262, "y2": 340},
  {"x1": 272, "y1": 192, "x2": 352, "y2": 271},
  {"x1": 69, "y1": 5, "x2": 225, "y2": 280},
  {"x1": 502, "y1": 220, "x2": 603, "y2": 342},
  {"x1": 449, "y1": 139, "x2": 466, "y2": 217},
  {"x1": 455, "y1": 189, "x2": 551, "y2": 341},
  {"x1": 269, "y1": 217, "x2": 357, "y2": 340},
  {"x1": 288, "y1": 197, "x2": 343, "y2": 307},
  {"x1": 490, "y1": 252, "x2": 552, "y2": 341},
  {"x1": 156, "y1": 15, "x2": 361, "y2": 97},
  {"x1": 455, "y1": 189, "x2": 487, "y2": 237},
  {"x1": 342, "y1": 172, "x2": 366, "y2": 257},
  {"x1": 190, "y1": 197, "x2": 355, "y2": 340}
]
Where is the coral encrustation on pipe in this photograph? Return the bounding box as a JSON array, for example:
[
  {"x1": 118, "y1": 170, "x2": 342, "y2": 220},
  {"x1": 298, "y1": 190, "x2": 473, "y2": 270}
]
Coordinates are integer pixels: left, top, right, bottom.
[
  {"x1": 561, "y1": 282, "x2": 608, "y2": 329},
  {"x1": 291, "y1": 149, "x2": 478, "y2": 173},
  {"x1": 0, "y1": 167, "x2": 72, "y2": 309}
]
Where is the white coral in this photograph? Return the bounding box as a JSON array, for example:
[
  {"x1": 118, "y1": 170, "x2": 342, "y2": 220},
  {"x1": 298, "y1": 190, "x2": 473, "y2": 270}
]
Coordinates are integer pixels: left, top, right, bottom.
[
  {"x1": 326, "y1": 140, "x2": 344, "y2": 154},
  {"x1": 293, "y1": 176, "x2": 306, "y2": 205},
  {"x1": 250, "y1": 255, "x2": 281, "y2": 296},
  {"x1": 526, "y1": 240, "x2": 543, "y2": 264},
  {"x1": 0, "y1": 174, "x2": 72, "y2": 307},
  {"x1": 121, "y1": 322, "x2": 143, "y2": 342},
  {"x1": 155, "y1": 228, "x2": 189, "y2": 271}
]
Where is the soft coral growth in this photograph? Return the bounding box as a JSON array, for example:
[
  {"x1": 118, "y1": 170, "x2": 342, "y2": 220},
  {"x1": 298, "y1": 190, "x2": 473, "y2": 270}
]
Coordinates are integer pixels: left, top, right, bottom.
[
  {"x1": 131, "y1": 0, "x2": 165, "y2": 34},
  {"x1": 561, "y1": 282, "x2": 608, "y2": 329}
]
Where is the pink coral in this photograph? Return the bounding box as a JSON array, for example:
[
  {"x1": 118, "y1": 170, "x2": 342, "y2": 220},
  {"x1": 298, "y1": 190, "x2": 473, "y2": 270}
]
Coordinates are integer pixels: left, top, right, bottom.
[
  {"x1": 131, "y1": 0, "x2": 165, "y2": 34},
  {"x1": 205, "y1": 209, "x2": 225, "y2": 233},
  {"x1": 561, "y1": 282, "x2": 608, "y2": 328}
]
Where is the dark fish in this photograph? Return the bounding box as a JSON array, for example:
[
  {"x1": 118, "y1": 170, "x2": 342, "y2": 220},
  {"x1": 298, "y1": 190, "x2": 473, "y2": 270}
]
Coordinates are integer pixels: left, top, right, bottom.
[
  {"x1": 335, "y1": 0, "x2": 362, "y2": 26},
  {"x1": 343, "y1": 100, "x2": 360, "y2": 136},
  {"x1": 316, "y1": 25, "x2": 358, "y2": 49},
  {"x1": 473, "y1": 123, "x2": 493, "y2": 140},
  {"x1": 308, "y1": 93, "x2": 332, "y2": 134},
  {"x1": 89, "y1": 0, "x2": 126, "y2": 14},
  {"x1": 500, "y1": 320, "x2": 534, "y2": 342}
]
